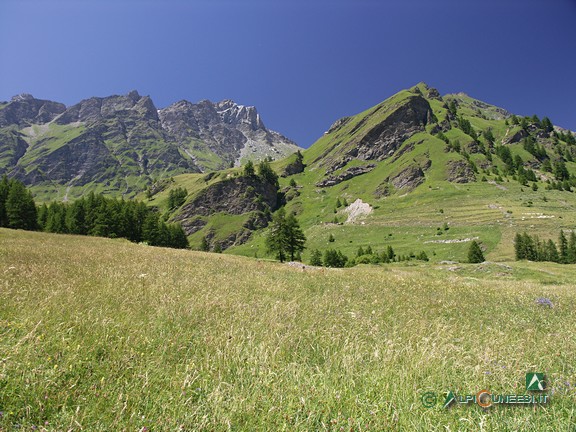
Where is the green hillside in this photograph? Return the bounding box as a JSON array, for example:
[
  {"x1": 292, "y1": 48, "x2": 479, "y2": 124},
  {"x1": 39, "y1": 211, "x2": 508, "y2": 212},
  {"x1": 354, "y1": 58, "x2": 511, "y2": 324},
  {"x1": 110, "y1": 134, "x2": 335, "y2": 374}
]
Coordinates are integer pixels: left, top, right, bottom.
[
  {"x1": 1, "y1": 229, "x2": 575, "y2": 430},
  {"x1": 149, "y1": 83, "x2": 576, "y2": 263}
]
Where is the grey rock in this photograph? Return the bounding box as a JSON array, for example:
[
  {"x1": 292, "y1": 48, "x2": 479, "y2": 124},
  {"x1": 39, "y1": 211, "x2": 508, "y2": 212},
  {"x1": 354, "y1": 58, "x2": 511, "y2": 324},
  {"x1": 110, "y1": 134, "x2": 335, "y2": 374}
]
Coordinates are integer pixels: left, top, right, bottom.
[
  {"x1": 389, "y1": 165, "x2": 425, "y2": 190},
  {"x1": 354, "y1": 95, "x2": 433, "y2": 161},
  {"x1": 159, "y1": 99, "x2": 300, "y2": 170},
  {"x1": 0, "y1": 95, "x2": 65, "y2": 127},
  {"x1": 316, "y1": 164, "x2": 376, "y2": 187},
  {"x1": 447, "y1": 160, "x2": 476, "y2": 183}
]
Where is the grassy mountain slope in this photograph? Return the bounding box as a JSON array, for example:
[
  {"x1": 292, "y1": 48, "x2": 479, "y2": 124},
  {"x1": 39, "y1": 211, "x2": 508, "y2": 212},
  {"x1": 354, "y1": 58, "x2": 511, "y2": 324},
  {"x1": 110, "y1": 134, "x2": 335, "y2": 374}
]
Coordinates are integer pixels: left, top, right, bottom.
[
  {"x1": 154, "y1": 83, "x2": 576, "y2": 262},
  {"x1": 1, "y1": 229, "x2": 575, "y2": 430}
]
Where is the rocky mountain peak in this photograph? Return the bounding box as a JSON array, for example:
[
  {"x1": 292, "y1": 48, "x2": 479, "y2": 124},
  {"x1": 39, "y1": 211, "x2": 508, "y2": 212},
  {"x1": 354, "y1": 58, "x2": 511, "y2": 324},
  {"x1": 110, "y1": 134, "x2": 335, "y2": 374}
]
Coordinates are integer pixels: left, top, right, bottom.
[
  {"x1": 0, "y1": 95, "x2": 66, "y2": 127},
  {"x1": 158, "y1": 98, "x2": 299, "y2": 170},
  {"x1": 56, "y1": 91, "x2": 158, "y2": 124},
  {"x1": 127, "y1": 90, "x2": 141, "y2": 102},
  {"x1": 11, "y1": 93, "x2": 35, "y2": 102},
  {"x1": 215, "y1": 100, "x2": 264, "y2": 131}
]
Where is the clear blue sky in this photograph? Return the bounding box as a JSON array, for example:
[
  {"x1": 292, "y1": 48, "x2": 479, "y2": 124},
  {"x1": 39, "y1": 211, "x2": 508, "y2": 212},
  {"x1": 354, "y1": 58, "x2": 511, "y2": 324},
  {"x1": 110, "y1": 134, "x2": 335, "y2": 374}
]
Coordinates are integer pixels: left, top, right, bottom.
[{"x1": 1, "y1": 0, "x2": 575, "y2": 147}]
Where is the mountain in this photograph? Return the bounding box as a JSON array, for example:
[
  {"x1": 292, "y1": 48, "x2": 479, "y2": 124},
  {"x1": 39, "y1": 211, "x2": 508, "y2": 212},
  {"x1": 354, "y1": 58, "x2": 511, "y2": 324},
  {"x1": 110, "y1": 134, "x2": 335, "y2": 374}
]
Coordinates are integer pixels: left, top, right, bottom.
[
  {"x1": 0, "y1": 91, "x2": 300, "y2": 200},
  {"x1": 153, "y1": 83, "x2": 576, "y2": 258},
  {"x1": 159, "y1": 99, "x2": 298, "y2": 171}
]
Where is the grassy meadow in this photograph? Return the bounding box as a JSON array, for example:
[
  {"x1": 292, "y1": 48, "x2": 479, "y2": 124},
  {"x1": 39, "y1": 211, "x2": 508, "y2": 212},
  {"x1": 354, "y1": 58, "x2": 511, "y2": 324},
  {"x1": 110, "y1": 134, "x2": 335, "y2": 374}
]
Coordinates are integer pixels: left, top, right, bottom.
[{"x1": 1, "y1": 228, "x2": 575, "y2": 430}]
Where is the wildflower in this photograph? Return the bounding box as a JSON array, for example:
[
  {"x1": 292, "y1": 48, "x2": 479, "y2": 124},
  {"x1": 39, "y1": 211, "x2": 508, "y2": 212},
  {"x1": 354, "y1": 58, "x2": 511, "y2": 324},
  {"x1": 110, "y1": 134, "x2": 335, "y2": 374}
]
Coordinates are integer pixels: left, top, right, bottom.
[{"x1": 536, "y1": 297, "x2": 554, "y2": 308}]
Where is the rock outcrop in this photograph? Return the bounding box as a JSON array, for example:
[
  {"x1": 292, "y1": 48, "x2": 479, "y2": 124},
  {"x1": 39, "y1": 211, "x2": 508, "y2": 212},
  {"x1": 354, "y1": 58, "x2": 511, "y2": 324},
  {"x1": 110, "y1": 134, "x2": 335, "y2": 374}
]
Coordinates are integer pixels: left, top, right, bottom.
[
  {"x1": 177, "y1": 174, "x2": 280, "y2": 218},
  {"x1": 389, "y1": 163, "x2": 429, "y2": 190},
  {"x1": 447, "y1": 160, "x2": 476, "y2": 183},
  {"x1": 316, "y1": 164, "x2": 376, "y2": 187},
  {"x1": 0, "y1": 94, "x2": 65, "y2": 127},
  {"x1": 351, "y1": 95, "x2": 433, "y2": 161},
  {"x1": 173, "y1": 173, "x2": 282, "y2": 249}
]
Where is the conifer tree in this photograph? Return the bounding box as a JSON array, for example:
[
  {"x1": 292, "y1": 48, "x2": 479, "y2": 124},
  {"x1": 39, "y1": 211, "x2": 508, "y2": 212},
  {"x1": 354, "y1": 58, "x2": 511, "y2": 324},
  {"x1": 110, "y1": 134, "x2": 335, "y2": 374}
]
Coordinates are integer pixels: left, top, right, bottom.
[
  {"x1": 6, "y1": 179, "x2": 37, "y2": 230},
  {"x1": 243, "y1": 160, "x2": 255, "y2": 177},
  {"x1": 309, "y1": 249, "x2": 323, "y2": 266},
  {"x1": 559, "y1": 230, "x2": 569, "y2": 263},
  {"x1": 468, "y1": 240, "x2": 485, "y2": 263},
  {"x1": 568, "y1": 232, "x2": 576, "y2": 264},
  {"x1": 514, "y1": 233, "x2": 525, "y2": 260},
  {"x1": 200, "y1": 236, "x2": 210, "y2": 252},
  {"x1": 0, "y1": 175, "x2": 9, "y2": 227},
  {"x1": 266, "y1": 208, "x2": 306, "y2": 262},
  {"x1": 284, "y1": 212, "x2": 306, "y2": 261},
  {"x1": 546, "y1": 239, "x2": 560, "y2": 263},
  {"x1": 386, "y1": 245, "x2": 395, "y2": 261}
]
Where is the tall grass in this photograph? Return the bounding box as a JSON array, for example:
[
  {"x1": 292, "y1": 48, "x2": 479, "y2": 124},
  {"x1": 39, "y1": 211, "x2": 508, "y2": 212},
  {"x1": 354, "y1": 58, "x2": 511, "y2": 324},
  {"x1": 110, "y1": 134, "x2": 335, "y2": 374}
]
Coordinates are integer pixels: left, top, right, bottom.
[{"x1": 1, "y1": 229, "x2": 575, "y2": 430}]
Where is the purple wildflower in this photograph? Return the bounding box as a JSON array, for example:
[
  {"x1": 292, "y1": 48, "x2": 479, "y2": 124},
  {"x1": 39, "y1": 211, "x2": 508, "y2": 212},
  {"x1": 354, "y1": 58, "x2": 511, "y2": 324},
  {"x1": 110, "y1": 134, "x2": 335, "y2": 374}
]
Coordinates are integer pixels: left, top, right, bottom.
[{"x1": 536, "y1": 297, "x2": 554, "y2": 308}]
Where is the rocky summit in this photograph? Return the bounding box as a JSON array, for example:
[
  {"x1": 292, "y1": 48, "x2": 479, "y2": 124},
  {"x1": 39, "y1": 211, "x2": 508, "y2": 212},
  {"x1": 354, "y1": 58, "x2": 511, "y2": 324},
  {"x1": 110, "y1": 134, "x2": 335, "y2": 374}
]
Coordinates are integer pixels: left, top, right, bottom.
[
  {"x1": 158, "y1": 99, "x2": 298, "y2": 171},
  {"x1": 0, "y1": 91, "x2": 300, "y2": 200}
]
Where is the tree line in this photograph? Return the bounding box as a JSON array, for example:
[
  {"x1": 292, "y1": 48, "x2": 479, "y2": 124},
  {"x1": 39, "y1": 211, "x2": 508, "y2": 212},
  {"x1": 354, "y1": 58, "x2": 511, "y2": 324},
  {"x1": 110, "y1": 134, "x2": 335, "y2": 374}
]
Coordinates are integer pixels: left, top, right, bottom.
[
  {"x1": 515, "y1": 230, "x2": 576, "y2": 263},
  {"x1": 0, "y1": 176, "x2": 37, "y2": 230},
  {"x1": 0, "y1": 176, "x2": 188, "y2": 249},
  {"x1": 308, "y1": 244, "x2": 432, "y2": 268}
]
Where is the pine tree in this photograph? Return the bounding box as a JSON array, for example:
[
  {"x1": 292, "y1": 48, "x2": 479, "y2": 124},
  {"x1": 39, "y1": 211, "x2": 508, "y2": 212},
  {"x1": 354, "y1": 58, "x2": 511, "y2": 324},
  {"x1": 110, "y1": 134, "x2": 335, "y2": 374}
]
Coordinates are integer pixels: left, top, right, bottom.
[
  {"x1": 45, "y1": 203, "x2": 67, "y2": 233},
  {"x1": 541, "y1": 117, "x2": 554, "y2": 133},
  {"x1": 266, "y1": 208, "x2": 306, "y2": 262},
  {"x1": 568, "y1": 232, "x2": 576, "y2": 264},
  {"x1": 0, "y1": 175, "x2": 9, "y2": 227},
  {"x1": 257, "y1": 159, "x2": 279, "y2": 187},
  {"x1": 467, "y1": 240, "x2": 485, "y2": 263},
  {"x1": 168, "y1": 224, "x2": 189, "y2": 249},
  {"x1": 142, "y1": 213, "x2": 160, "y2": 245},
  {"x1": 559, "y1": 230, "x2": 569, "y2": 263},
  {"x1": 323, "y1": 249, "x2": 348, "y2": 268},
  {"x1": 514, "y1": 233, "x2": 524, "y2": 260},
  {"x1": 243, "y1": 160, "x2": 255, "y2": 177},
  {"x1": 546, "y1": 239, "x2": 560, "y2": 263},
  {"x1": 309, "y1": 249, "x2": 323, "y2": 266},
  {"x1": 284, "y1": 212, "x2": 306, "y2": 261},
  {"x1": 266, "y1": 208, "x2": 288, "y2": 262},
  {"x1": 200, "y1": 236, "x2": 210, "y2": 252},
  {"x1": 6, "y1": 179, "x2": 37, "y2": 230}
]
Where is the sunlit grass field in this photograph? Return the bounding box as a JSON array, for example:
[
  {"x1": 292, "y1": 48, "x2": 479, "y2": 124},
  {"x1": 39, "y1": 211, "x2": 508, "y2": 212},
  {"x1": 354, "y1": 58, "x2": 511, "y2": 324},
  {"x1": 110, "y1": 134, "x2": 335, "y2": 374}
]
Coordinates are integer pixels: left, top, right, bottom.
[{"x1": 1, "y1": 229, "x2": 575, "y2": 430}]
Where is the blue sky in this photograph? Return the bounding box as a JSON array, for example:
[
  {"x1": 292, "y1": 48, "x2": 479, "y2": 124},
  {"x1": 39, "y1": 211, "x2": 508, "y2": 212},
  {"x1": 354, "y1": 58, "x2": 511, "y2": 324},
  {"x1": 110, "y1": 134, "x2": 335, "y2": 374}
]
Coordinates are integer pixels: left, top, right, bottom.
[{"x1": 1, "y1": 0, "x2": 575, "y2": 147}]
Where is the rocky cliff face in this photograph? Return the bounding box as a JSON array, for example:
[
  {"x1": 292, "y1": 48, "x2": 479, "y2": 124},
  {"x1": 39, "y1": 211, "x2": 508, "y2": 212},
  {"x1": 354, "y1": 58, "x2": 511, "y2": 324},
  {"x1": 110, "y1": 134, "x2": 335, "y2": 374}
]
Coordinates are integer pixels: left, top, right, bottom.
[
  {"x1": 159, "y1": 99, "x2": 299, "y2": 170},
  {"x1": 0, "y1": 94, "x2": 65, "y2": 127},
  {"x1": 0, "y1": 91, "x2": 301, "y2": 199},
  {"x1": 352, "y1": 95, "x2": 433, "y2": 161},
  {"x1": 172, "y1": 173, "x2": 282, "y2": 250}
]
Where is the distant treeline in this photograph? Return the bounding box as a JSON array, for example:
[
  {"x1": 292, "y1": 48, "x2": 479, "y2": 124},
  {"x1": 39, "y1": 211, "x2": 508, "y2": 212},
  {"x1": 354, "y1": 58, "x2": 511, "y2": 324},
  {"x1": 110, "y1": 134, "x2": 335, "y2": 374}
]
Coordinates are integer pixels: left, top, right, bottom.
[
  {"x1": 0, "y1": 176, "x2": 188, "y2": 249},
  {"x1": 515, "y1": 230, "x2": 576, "y2": 263},
  {"x1": 309, "y1": 244, "x2": 430, "y2": 268}
]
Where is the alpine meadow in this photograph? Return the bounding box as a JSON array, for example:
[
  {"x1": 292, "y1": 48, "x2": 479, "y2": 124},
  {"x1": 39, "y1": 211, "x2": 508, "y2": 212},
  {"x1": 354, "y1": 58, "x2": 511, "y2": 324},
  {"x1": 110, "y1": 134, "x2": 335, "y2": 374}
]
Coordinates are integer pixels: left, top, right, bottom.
[{"x1": 2, "y1": 80, "x2": 576, "y2": 431}]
